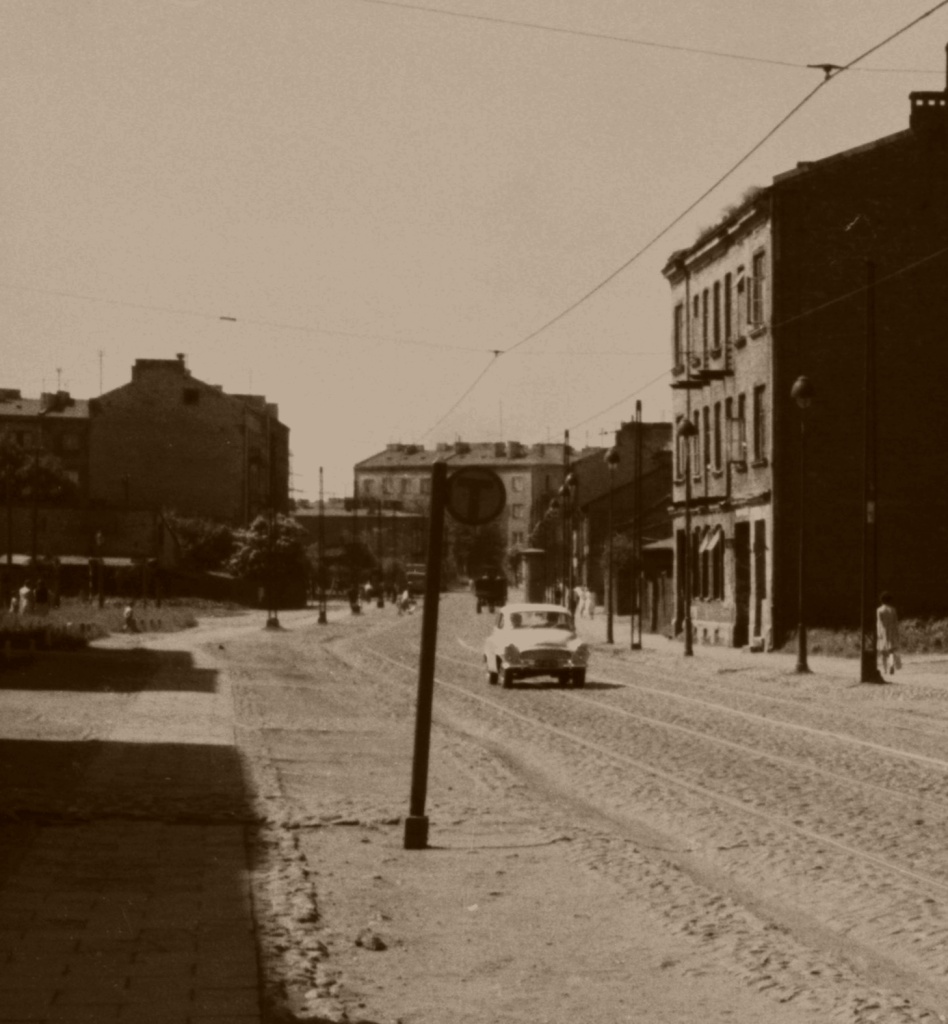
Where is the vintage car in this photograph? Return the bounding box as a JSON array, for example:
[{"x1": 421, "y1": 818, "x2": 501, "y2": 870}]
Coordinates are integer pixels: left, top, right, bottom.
[
  {"x1": 483, "y1": 602, "x2": 590, "y2": 688},
  {"x1": 473, "y1": 574, "x2": 508, "y2": 613}
]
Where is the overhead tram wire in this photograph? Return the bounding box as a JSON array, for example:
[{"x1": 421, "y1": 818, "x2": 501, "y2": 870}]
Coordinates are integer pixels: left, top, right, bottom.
[
  {"x1": 346, "y1": 0, "x2": 946, "y2": 76},
  {"x1": 0, "y1": 281, "x2": 494, "y2": 355},
  {"x1": 414, "y1": 0, "x2": 948, "y2": 439},
  {"x1": 565, "y1": 239, "x2": 948, "y2": 436}
]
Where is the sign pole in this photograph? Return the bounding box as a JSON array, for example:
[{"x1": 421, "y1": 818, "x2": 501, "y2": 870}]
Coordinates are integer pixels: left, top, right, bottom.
[{"x1": 404, "y1": 460, "x2": 448, "y2": 850}]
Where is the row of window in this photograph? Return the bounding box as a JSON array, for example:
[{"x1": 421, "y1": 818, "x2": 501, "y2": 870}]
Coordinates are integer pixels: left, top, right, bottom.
[
  {"x1": 673, "y1": 250, "x2": 767, "y2": 365},
  {"x1": 362, "y1": 473, "x2": 528, "y2": 497},
  {"x1": 675, "y1": 385, "x2": 767, "y2": 478}
]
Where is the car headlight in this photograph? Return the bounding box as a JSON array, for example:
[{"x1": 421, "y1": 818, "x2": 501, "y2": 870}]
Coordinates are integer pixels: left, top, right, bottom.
[
  {"x1": 503, "y1": 644, "x2": 522, "y2": 665},
  {"x1": 572, "y1": 644, "x2": 590, "y2": 665}
]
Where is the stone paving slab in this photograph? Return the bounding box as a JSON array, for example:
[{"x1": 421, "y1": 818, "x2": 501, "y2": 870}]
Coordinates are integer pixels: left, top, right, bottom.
[{"x1": 0, "y1": 821, "x2": 261, "y2": 1024}]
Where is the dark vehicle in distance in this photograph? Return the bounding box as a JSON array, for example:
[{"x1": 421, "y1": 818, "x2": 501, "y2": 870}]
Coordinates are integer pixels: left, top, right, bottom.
[{"x1": 474, "y1": 574, "x2": 507, "y2": 613}]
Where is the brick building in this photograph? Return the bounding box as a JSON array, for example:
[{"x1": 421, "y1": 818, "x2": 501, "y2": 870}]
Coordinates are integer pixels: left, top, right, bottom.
[
  {"x1": 665, "y1": 56, "x2": 948, "y2": 647},
  {"x1": 88, "y1": 355, "x2": 289, "y2": 525},
  {"x1": 354, "y1": 441, "x2": 581, "y2": 561}
]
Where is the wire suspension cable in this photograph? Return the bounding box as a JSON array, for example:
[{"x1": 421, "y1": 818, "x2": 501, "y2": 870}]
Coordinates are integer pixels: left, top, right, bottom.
[{"x1": 348, "y1": 0, "x2": 947, "y2": 75}]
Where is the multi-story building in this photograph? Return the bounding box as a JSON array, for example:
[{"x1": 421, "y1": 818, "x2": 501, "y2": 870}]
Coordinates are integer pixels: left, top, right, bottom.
[
  {"x1": 665, "y1": 61, "x2": 948, "y2": 647},
  {"x1": 0, "y1": 388, "x2": 92, "y2": 500},
  {"x1": 570, "y1": 420, "x2": 673, "y2": 620},
  {"x1": 88, "y1": 355, "x2": 289, "y2": 525},
  {"x1": 354, "y1": 441, "x2": 576, "y2": 559}
]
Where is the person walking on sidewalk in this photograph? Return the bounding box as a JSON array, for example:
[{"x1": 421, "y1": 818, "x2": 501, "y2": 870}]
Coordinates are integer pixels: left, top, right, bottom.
[{"x1": 877, "y1": 591, "x2": 901, "y2": 676}]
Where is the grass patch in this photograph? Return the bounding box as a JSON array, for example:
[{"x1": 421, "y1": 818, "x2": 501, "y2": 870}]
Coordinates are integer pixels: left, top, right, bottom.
[
  {"x1": 0, "y1": 597, "x2": 249, "y2": 651},
  {"x1": 781, "y1": 617, "x2": 948, "y2": 658}
]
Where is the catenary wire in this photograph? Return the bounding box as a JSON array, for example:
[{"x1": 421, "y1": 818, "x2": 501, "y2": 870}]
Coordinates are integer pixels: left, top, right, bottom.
[
  {"x1": 0, "y1": 281, "x2": 494, "y2": 355},
  {"x1": 419, "y1": 0, "x2": 948, "y2": 438},
  {"x1": 345, "y1": 0, "x2": 945, "y2": 75},
  {"x1": 566, "y1": 240, "x2": 948, "y2": 434}
]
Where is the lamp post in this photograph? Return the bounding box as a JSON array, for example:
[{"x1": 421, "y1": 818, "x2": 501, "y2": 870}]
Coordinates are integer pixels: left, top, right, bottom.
[
  {"x1": 560, "y1": 471, "x2": 578, "y2": 606},
  {"x1": 376, "y1": 499, "x2": 385, "y2": 607},
  {"x1": 605, "y1": 447, "x2": 620, "y2": 644},
  {"x1": 791, "y1": 376, "x2": 814, "y2": 673},
  {"x1": 678, "y1": 419, "x2": 699, "y2": 656},
  {"x1": 317, "y1": 467, "x2": 327, "y2": 624}
]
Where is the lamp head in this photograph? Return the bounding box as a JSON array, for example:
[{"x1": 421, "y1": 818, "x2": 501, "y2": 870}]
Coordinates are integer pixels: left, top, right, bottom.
[
  {"x1": 791, "y1": 375, "x2": 814, "y2": 410},
  {"x1": 678, "y1": 419, "x2": 698, "y2": 439},
  {"x1": 605, "y1": 447, "x2": 620, "y2": 470}
]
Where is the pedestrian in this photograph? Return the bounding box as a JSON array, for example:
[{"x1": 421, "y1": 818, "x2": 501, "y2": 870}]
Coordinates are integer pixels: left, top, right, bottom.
[
  {"x1": 18, "y1": 580, "x2": 34, "y2": 616},
  {"x1": 585, "y1": 586, "x2": 597, "y2": 619},
  {"x1": 34, "y1": 579, "x2": 50, "y2": 617},
  {"x1": 572, "y1": 584, "x2": 583, "y2": 618},
  {"x1": 553, "y1": 581, "x2": 563, "y2": 606},
  {"x1": 123, "y1": 600, "x2": 139, "y2": 633},
  {"x1": 877, "y1": 591, "x2": 900, "y2": 676}
]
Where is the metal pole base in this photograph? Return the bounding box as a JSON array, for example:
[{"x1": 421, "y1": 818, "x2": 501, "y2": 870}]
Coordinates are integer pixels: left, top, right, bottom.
[
  {"x1": 317, "y1": 611, "x2": 327, "y2": 625},
  {"x1": 377, "y1": 597, "x2": 384, "y2": 609},
  {"x1": 403, "y1": 815, "x2": 429, "y2": 850},
  {"x1": 630, "y1": 642, "x2": 642, "y2": 651},
  {"x1": 860, "y1": 653, "x2": 884, "y2": 683},
  {"x1": 264, "y1": 615, "x2": 282, "y2": 630}
]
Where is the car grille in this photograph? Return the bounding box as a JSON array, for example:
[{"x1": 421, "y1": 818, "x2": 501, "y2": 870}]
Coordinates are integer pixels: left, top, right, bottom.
[{"x1": 524, "y1": 649, "x2": 570, "y2": 666}]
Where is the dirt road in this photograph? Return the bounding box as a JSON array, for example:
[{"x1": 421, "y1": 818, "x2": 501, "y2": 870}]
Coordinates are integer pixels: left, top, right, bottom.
[{"x1": 200, "y1": 595, "x2": 948, "y2": 1024}]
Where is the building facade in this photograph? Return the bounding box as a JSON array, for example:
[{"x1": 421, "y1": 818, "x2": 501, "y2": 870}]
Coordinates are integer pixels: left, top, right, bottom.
[
  {"x1": 88, "y1": 355, "x2": 289, "y2": 525},
  {"x1": 666, "y1": 61, "x2": 948, "y2": 646},
  {"x1": 354, "y1": 441, "x2": 577, "y2": 560}
]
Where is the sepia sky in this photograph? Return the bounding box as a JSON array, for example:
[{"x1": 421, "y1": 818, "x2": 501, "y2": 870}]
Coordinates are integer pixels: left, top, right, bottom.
[{"x1": 2, "y1": 0, "x2": 945, "y2": 499}]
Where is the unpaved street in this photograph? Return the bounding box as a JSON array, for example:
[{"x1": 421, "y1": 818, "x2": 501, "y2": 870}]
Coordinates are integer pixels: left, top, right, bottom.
[
  {"x1": 218, "y1": 594, "x2": 948, "y2": 1024},
  {"x1": 4, "y1": 596, "x2": 948, "y2": 1023}
]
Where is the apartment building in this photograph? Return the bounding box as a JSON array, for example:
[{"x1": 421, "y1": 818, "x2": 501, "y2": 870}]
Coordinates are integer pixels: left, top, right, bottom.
[
  {"x1": 354, "y1": 440, "x2": 573, "y2": 556},
  {"x1": 665, "y1": 56, "x2": 948, "y2": 646}
]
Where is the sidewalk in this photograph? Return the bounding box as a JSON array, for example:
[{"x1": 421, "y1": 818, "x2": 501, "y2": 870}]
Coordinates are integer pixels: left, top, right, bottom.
[
  {"x1": 0, "y1": 639, "x2": 262, "y2": 1023},
  {"x1": 571, "y1": 607, "x2": 948, "y2": 686}
]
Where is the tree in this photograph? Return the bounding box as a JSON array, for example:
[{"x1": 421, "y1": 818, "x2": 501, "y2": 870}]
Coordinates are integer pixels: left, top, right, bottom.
[
  {"x1": 0, "y1": 437, "x2": 77, "y2": 504},
  {"x1": 227, "y1": 513, "x2": 310, "y2": 587},
  {"x1": 167, "y1": 514, "x2": 234, "y2": 572}
]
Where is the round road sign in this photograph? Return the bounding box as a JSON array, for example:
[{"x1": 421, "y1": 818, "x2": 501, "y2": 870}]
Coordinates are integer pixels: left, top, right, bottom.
[{"x1": 445, "y1": 467, "x2": 506, "y2": 525}]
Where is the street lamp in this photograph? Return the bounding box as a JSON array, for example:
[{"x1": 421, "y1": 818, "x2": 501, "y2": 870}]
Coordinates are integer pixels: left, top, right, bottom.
[
  {"x1": 605, "y1": 447, "x2": 620, "y2": 644},
  {"x1": 678, "y1": 418, "x2": 699, "y2": 656},
  {"x1": 563, "y1": 470, "x2": 578, "y2": 601},
  {"x1": 317, "y1": 467, "x2": 327, "y2": 625},
  {"x1": 376, "y1": 499, "x2": 385, "y2": 607},
  {"x1": 791, "y1": 375, "x2": 814, "y2": 673}
]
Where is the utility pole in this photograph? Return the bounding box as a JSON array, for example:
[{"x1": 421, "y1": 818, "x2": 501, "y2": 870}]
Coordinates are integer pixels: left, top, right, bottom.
[
  {"x1": 860, "y1": 260, "x2": 883, "y2": 683},
  {"x1": 632, "y1": 400, "x2": 643, "y2": 650}
]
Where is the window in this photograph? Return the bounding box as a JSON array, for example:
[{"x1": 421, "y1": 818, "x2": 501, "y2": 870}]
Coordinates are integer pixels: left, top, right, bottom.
[
  {"x1": 62, "y1": 431, "x2": 81, "y2": 453},
  {"x1": 400, "y1": 477, "x2": 411, "y2": 493},
  {"x1": 511, "y1": 504, "x2": 524, "y2": 519},
  {"x1": 675, "y1": 416, "x2": 686, "y2": 477},
  {"x1": 511, "y1": 531, "x2": 524, "y2": 545},
  {"x1": 701, "y1": 289, "x2": 709, "y2": 359},
  {"x1": 673, "y1": 303, "x2": 685, "y2": 365},
  {"x1": 511, "y1": 476, "x2": 524, "y2": 493},
  {"x1": 382, "y1": 477, "x2": 393, "y2": 494},
  {"x1": 753, "y1": 385, "x2": 767, "y2": 461},
  {"x1": 748, "y1": 250, "x2": 766, "y2": 326},
  {"x1": 421, "y1": 478, "x2": 431, "y2": 495},
  {"x1": 713, "y1": 402, "x2": 722, "y2": 471},
  {"x1": 702, "y1": 407, "x2": 710, "y2": 476},
  {"x1": 737, "y1": 394, "x2": 747, "y2": 460},
  {"x1": 362, "y1": 479, "x2": 375, "y2": 495},
  {"x1": 692, "y1": 411, "x2": 701, "y2": 479},
  {"x1": 712, "y1": 282, "x2": 721, "y2": 350},
  {"x1": 724, "y1": 272, "x2": 732, "y2": 342},
  {"x1": 735, "y1": 268, "x2": 746, "y2": 336}
]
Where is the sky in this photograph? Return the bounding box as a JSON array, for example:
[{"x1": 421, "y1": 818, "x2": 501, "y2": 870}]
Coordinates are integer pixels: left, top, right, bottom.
[{"x1": 2, "y1": 0, "x2": 946, "y2": 500}]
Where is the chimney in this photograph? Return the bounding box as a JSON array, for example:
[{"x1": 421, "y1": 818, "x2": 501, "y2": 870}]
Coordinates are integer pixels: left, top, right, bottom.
[{"x1": 909, "y1": 43, "x2": 948, "y2": 135}]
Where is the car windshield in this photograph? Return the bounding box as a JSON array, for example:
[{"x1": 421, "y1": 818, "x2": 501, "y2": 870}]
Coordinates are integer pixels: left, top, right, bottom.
[{"x1": 508, "y1": 610, "x2": 572, "y2": 630}]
